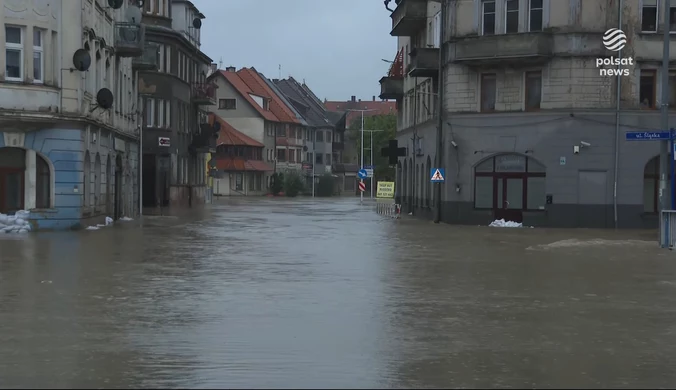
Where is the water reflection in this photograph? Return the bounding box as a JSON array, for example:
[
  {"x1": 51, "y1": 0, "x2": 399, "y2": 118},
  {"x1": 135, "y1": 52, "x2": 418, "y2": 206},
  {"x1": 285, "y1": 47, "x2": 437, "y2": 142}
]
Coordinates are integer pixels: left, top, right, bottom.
[{"x1": 0, "y1": 198, "x2": 675, "y2": 388}]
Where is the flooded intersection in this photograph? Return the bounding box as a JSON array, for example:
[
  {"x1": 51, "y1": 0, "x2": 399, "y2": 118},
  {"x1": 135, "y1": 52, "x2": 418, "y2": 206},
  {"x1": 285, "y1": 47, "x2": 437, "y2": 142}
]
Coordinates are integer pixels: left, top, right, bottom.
[{"x1": 0, "y1": 198, "x2": 675, "y2": 388}]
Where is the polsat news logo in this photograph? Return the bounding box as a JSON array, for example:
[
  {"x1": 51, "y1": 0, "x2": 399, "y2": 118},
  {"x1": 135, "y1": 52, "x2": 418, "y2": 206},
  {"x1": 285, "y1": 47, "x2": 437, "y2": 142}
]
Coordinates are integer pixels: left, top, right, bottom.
[{"x1": 596, "y1": 28, "x2": 633, "y2": 76}]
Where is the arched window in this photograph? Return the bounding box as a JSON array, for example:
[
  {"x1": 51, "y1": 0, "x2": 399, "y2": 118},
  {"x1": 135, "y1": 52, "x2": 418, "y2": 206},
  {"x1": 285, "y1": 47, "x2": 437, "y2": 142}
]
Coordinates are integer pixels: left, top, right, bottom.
[
  {"x1": 106, "y1": 155, "x2": 113, "y2": 214},
  {"x1": 474, "y1": 154, "x2": 546, "y2": 222},
  {"x1": 402, "y1": 159, "x2": 407, "y2": 203},
  {"x1": 83, "y1": 152, "x2": 91, "y2": 208},
  {"x1": 426, "y1": 156, "x2": 431, "y2": 207},
  {"x1": 36, "y1": 154, "x2": 51, "y2": 209},
  {"x1": 0, "y1": 147, "x2": 25, "y2": 213},
  {"x1": 94, "y1": 153, "x2": 102, "y2": 208},
  {"x1": 644, "y1": 156, "x2": 672, "y2": 213}
]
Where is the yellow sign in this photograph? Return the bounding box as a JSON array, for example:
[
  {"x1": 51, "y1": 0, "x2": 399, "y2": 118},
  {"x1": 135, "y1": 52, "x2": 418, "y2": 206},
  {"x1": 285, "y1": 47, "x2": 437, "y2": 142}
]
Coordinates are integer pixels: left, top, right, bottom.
[{"x1": 376, "y1": 181, "x2": 395, "y2": 198}]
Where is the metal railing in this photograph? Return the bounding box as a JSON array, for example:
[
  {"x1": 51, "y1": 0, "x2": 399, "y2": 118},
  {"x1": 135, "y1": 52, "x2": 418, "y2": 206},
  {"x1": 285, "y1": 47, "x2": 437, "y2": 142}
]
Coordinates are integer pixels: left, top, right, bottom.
[
  {"x1": 659, "y1": 210, "x2": 676, "y2": 248},
  {"x1": 375, "y1": 201, "x2": 401, "y2": 219}
]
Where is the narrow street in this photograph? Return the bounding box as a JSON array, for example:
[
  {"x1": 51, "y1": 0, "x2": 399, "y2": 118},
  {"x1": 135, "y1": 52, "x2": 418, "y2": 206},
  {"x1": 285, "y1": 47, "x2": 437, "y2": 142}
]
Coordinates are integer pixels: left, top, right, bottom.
[{"x1": 0, "y1": 198, "x2": 674, "y2": 388}]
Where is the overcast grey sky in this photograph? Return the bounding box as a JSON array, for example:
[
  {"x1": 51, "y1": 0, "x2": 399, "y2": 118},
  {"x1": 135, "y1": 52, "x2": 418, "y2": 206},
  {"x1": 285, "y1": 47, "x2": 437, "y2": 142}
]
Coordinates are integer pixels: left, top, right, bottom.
[{"x1": 194, "y1": 0, "x2": 397, "y2": 102}]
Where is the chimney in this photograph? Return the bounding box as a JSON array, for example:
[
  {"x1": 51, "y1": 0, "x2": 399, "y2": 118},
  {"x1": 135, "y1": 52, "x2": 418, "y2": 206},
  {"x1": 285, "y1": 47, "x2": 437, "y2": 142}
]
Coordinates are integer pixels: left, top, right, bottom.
[
  {"x1": 210, "y1": 63, "x2": 217, "y2": 73},
  {"x1": 358, "y1": 99, "x2": 361, "y2": 102},
  {"x1": 351, "y1": 95, "x2": 356, "y2": 102},
  {"x1": 226, "y1": 66, "x2": 236, "y2": 72},
  {"x1": 372, "y1": 96, "x2": 376, "y2": 101}
]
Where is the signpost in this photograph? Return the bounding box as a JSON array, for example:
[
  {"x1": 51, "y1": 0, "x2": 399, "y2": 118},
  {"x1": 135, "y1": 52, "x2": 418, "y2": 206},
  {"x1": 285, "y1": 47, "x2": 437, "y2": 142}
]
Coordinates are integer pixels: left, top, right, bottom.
[
  {"x1": 430, "y1": 168, "x2": 445, "y2": 183},
  {"x1": 376, "y1": 181, "x2": 395, "y2": 198},
  {"x1": 358, "y1": 181, "x2": 366, "y2": 193},
  {"x1": 358, "y1": 169, "x2": 367, "y2": 180},
  {"x1": 627, "y1": 129, "x2": 676, "y2": 209}
]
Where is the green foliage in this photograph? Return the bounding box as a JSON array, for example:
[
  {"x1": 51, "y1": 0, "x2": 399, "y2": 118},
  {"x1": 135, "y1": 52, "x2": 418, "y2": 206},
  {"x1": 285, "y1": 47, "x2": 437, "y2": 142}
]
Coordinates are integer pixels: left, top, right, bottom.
[
  {"x1": 283, "y1": 170, "x2": 305, "y2": 197},
  {"x1": 316, "y1": 173, "x2": 334, "y2": 197},
  {"x1": 347, "y1": 114, "x2": 397, "y2": 181},
  {"x1": 270, "y1": 173, "x2": 284, "y2": 195}
]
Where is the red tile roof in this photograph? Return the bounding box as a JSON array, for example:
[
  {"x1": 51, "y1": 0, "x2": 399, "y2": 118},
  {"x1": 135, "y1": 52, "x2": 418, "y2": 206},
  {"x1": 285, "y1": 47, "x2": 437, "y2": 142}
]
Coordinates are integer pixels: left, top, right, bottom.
[
  {"x1": 209, "y1": 113, "x2": 264, "y2": 147},
  {"x1": 215, "y1": 70, "x2": 279, "y2": 122},
  {"x1": 323, "y1": 99, "x2": 397, "y2": 127},
  {"x1": 215, "y1": 158, "x2": 273, "y2": 172},
  {"x1": 236, "y1": 67, "x2": 299, "y2": 124}
]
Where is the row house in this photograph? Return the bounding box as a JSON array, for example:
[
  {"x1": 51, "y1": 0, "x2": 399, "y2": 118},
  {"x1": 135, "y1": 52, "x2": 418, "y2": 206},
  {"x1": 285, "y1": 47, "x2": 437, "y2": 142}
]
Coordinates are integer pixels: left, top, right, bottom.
[
  {"x1": 139, "y1": 0, "x2": 216, "y2": 210},
  {"x1": 383, "y1": 0, "x2": 676, "y2": 229},
  {"x1": 0, "y1": 0, "x2": 143, "y2": 230}
]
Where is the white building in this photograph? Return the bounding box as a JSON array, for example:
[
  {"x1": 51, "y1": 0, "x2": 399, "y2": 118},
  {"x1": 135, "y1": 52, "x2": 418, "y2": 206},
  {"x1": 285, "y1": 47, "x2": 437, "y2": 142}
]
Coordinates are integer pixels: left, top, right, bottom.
[{"x1": 0, "y1": 0, "x2": 144, "y2": 230}]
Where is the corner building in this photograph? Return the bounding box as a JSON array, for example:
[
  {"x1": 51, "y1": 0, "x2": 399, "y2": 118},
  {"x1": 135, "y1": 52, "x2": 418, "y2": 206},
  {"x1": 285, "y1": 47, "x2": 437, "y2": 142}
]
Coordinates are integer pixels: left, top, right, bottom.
[{"x1": 383, "y1": 0, "x2": 676, "y2": 228}]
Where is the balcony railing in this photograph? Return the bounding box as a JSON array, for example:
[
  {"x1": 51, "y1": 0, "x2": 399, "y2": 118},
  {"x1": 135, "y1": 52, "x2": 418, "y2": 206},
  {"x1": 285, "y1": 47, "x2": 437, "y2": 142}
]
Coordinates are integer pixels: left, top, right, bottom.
[
  {"x1": 390, "y1": 0, "x2": 427, "y2": 37},
  {"x1": 190, "y1": 125, "x2": 217, "y2": 153},
  {"x1": 114, "y1": 23, "x2": 144, "y2": 57},
  {"x1": 132, "y1": 43, "x2": 159, "y2": 71},
  {"x1": 408, "y1": 47, "x2": 439, "y2": 78},
  {"x1": 192, "y1": 82, "x2": 217, "y2": 105},
  {"x1": 452, "y1": 32, "x2": 554, "y2": 67}
]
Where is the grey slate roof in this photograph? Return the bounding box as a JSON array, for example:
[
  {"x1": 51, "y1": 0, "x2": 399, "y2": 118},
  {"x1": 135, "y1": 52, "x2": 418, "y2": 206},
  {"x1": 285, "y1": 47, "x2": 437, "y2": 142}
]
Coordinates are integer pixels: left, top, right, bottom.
[
  {"x1": 259, "y1": 72, "x2": 309, "y2": 126},
  {"x1": 272, "y1": 77, "x2": 334, "y2": 129}
]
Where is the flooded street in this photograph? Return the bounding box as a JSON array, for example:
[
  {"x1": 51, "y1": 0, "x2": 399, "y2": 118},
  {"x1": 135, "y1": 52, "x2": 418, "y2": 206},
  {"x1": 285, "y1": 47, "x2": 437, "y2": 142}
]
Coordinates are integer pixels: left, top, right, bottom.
[{"x1": 1, "y1": 197, "x2": 675, "y2": 389}]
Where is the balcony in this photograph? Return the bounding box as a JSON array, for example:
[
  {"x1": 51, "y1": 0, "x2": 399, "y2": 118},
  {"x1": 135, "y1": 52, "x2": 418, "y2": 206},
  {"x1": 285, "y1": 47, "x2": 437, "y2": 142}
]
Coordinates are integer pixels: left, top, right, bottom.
[
  {"x1": 390, "y1": 0, "x2": 427, "y2": 37},
  {"x1": 408, "y1": 47, "x2": 439, "y2": 78},
  {"x1": 132, "y1": 43, "x2": 159, "y2": 71},
  {"x1": 379, "y1": 76, "x2": 404, "y2": 100},
  {"x1": 189, "y1": 124, "x2": 217, "y2": 153},
  {"x1": 191, "y1": 82, "x2": 217, "y2": 105},
  {"x1": 452, "y1": 32, "x2": 553, "y2": 67},
  {"x1": 114, "y1": 23, "x2": 145, "y2": 57}
]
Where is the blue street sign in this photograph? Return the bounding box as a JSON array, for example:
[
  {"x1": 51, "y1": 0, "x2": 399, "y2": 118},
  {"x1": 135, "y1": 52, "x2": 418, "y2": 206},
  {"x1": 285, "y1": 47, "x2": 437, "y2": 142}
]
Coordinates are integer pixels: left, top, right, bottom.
[
  {"x1": 625, "y1": 131, "x2": 671, "y2": 141},
  {"x1": 430, "y1": 168, "x2": 445, "y2": 182},
  {"x1": 357, "y1": 169, "x2": 368, "y2": 179},
  {"x1": 363, "y1": 165, "x2": 375, "y2": 169}
]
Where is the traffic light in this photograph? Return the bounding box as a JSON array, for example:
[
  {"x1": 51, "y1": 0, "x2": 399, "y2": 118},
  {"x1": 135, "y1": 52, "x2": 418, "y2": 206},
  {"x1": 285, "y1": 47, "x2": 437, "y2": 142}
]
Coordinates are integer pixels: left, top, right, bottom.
[{"x1": 381, "y1": 139, "x2": 407, "y2": 165}]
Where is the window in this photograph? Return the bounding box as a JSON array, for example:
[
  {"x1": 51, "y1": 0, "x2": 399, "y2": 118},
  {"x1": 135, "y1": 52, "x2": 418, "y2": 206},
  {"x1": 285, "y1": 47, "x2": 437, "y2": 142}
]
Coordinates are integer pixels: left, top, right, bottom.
[
  {"x1": 671, "y1": 6, "x2": 676, "y2": 31},
  {"x1": 296, "y1": 149, "x2": 302, "y2": 162},
  {"x1": 432, "y1": 11, "x2": 441, "y2": 48},
  {"x1": 644, "y1": 156, "x2": 672, "y2": 213},
  {"x1": 235, "y1": 173, "x2": 243, "y2": 191},
  {"x1": 506, "y1": 0, "x2": 519, "y2": 33},
  {"x1": 36, "y1": 154, "x2": 51, "y2": 209},
  {"x1": 325, "y1": 154, "x2": 331, "y2": 166},
  {"x1": 158, "y1": 99, "x2": 164, "y2": 127},
  {"x1": 145, "y1": 98, "x2": 155, "y2": 127},
  {"x1": 219, "y1": 99, "x2": 236, "y2": 109},
  {"x1": 529, "y1": 0, "x2": 543, "y2": 32},
  {"x1": 473, "y1": 154, "x2": 546, "y2": 211},
  {"x1": 164, "y1": 100, "x2": 171, "y2": 128},
  {"x1": 277, "y1": 149, "x2": 286, "y2": 161},
  {"x1": 326, "y1": 131, "x2": 332, "y2": 143},
  {"x1": 640, "y1": 69, "x2": 656, "y2": 109},
  {"x1": 158, "y1": 45, "x2": 165, "y2": 72},
  {"x1": 525, "y1": 71, "x2": 542, "y2": 110},
  {"x1": 315, "y1": 153, "x2": 324, "y2": 164},
  {"x1": 248, "y1": 172, "x2": 255, "y2": 191},
  {"x1": 482, "y1": 0, "x2": 496, "y2": 35},
  {"x1": 642, "y1": 0, "x2": 658, "y2": 32},
  {"x1": 480, "y1": 73, "x2": 497, "y2": 112},
  {"x1": 6, "y1": 26, "x2": 23, "y2": 81},
  {"x1": 316, "y1": 131, "x2": 324, "y2": 142},
  {"x1": 33, "y1": 29, "x2": 43, "y2": 83}
]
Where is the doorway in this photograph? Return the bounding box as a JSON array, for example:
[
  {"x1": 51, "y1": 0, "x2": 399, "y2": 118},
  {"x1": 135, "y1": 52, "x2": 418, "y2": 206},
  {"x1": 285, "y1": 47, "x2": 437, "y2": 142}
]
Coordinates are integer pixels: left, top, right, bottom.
[
  {"x1": 114, "y1": 155, "x2": 123, "y2": 219},
  {"x1": 494, "y1": 176, "x2": 524, "y2": 223},
  {"x1": 0, "y1": 168, "x2": 24, "y2": 214},
  {"x1": 142, "y1": 153, "x2": 156, "y2": 207}
]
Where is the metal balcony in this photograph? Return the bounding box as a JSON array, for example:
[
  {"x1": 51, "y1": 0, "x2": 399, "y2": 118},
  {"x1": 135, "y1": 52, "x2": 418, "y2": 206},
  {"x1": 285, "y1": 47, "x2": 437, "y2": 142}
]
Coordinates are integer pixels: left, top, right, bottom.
[
  {"x1": 191, "y1": 82, "x2": 217, "y2": 105},
  {"x1": 114, "y1": 23, "x2": 145, "y2": 57},
  {"x1": 132, "y1": 43, "x2": 159, "y2": 71},
  {"x1": 190, "y1": 125, "x2": 217, "y2": 153},
  {"x1": 390, "y1": 0, "x2": 427, "y2": 37},
  {"x1": 379, "y1": 76, "x2": 404, "y2": 100},
  {"x1": 452, "y1": 32, "x2": 553, "y2": 67},
  {"x1": 408, "y1": 47, "x2": 439, "y2": 78}
]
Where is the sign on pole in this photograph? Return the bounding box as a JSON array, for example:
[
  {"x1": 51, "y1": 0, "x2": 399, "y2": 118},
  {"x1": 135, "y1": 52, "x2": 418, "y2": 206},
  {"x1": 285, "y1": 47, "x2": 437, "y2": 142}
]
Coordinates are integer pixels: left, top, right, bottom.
[
  {"x1": 376, "y1": 182, "x2": 395, "y2": 198},
  {"x1": 365, "y1": 169, "x2": 374, "y2": 177},
  {"x1": 358, "y1": 181, "x2": 366, "y2": 192},
  {"x1": 358, "y1": 169, "x2": 368, "y2": 180},
  {"x1": 430, "y1": 168, "x2": 445, "y2": 182}
]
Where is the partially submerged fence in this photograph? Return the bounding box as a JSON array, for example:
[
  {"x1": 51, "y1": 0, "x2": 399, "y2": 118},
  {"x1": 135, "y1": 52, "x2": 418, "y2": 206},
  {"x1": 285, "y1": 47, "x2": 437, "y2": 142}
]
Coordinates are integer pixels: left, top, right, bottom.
[
  {"x1": 660, "y1": 210, "x2": 676, "y2": 248},
  {"x1": 375, "y1": 201, "x2": 401, "y2": 219}
]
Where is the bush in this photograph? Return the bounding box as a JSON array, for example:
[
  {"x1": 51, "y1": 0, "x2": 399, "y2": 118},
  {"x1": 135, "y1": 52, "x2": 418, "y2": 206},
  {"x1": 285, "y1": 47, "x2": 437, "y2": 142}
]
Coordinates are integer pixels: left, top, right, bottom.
[
  {"x1": 316, "y1": 173, "x2": 334, "y2": 197},
  {"x1": 270, "y1": 173, "x2": 284, "y2": 195},
  {"x1": 283, "y1": 170, "x2": 305, "y2": 197}
]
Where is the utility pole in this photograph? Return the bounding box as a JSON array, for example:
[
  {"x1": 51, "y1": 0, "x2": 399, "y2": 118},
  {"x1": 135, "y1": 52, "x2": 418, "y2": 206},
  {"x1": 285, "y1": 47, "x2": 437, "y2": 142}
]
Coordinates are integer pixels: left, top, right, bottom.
[
  {"x1": 660, "y1": 0, "x2": 671, "y2": 212},
  {"x1": 370, "y1": 129, "x2": 374, "y2": 197},
  {"x1": 411, "y1": 78, "x2": 418, "y2": 214},
  {"x1": 361, "y1": 110, "x2": 364, "y2": 203},
  {"x1": 434, "y1": 0, "x2": 446, "y2": 224},
  {"x1": 312, "y1": 127, "x2": 316, "y2": 197}
]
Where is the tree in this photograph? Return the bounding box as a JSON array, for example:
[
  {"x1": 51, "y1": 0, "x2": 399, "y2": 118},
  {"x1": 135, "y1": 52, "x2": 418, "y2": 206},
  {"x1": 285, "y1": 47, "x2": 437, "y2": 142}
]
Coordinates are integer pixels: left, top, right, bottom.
[
  {"x1": 283, "y1": 170, "x2": 305, "y2": 197},
  {"x1": 316, "y1": 173, "x2": 334, "y2": 197},
  {"x1": 270, "y1": 173, "x2": 284, "y2": 195},
  {"x1": 347, "y1": 114, "x2": 397, "y2": 182}
]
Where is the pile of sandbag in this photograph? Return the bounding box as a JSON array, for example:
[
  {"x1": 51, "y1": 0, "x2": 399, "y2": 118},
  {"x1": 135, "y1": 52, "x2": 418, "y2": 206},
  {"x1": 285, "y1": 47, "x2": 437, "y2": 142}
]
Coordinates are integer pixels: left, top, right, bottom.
[{"x1": 0, "y1": 210, "x2": 32, "y2": 233}]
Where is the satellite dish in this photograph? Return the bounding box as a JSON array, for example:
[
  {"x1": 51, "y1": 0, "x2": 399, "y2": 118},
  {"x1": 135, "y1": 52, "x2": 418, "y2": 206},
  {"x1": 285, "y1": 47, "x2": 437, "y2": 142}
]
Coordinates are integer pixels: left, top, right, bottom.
[
  {"x1": 125, "y1": 6, "x2": 142, "y2": 23},
  {"x1": 213, "y1": 121, "x2": 221, "y2": 132},
  {"x1": 96, "y1": 88, "x2": 114, "y2": 109},
  {"x1": 193, "y1": 18, "x2": 202, "y2": 29},
  {"x1": 107, "y1": 0, "x2": 124, "y2": 9},
  {"x1": 72, "y1": 49, "x2": 91, "y2": 71}
]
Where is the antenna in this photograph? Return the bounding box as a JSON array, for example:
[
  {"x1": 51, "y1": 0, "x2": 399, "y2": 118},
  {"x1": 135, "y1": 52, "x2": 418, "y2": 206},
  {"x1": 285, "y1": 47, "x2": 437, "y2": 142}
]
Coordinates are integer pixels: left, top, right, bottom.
[
  {"x1": 278, "y1": 64, "x2": 281, "y2": 79},
  {"x1": 219, "y1": 57, "x2": 223, "y2": 69}
]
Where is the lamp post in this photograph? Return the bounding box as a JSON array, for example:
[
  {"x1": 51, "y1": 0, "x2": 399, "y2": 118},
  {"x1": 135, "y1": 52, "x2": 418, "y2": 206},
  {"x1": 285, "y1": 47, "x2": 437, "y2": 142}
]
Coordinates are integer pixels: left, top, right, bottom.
[{"x1": 346, "y1": 108, "x2": 377, "y2": 203}]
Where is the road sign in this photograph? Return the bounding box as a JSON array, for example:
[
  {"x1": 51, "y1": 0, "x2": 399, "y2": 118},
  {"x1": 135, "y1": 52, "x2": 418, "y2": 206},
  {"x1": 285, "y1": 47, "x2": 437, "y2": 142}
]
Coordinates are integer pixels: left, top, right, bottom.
[
  {"x1": 158, "y1": 137, "x2": 170, "y2": 147},
  {"x1": 625, "y1": 131, "x2": 671, "y2": 141},
  {"x1": 430, "y1": 168, "x2": 445, "y2": 182},
  {"x1": 358, "y1": 169, "x2": 368, "y2": 179},
  {"x1": 364, "y1": 165, "x2": 375, "y2": 169},
  {"x1": 376, "y1": 181, "x2": 394, "y2": 198},
  {"x1": 358, "y1": 181, "x2": 366, "y2": 192},
  {"x1": 365, "y1": 169, "x2": 374, "y2": 177}
]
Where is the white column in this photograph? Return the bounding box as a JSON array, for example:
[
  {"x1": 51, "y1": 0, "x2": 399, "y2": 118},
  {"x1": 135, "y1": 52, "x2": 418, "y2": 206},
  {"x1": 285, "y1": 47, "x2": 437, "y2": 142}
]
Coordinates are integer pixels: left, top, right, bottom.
[{"x1": 24, "y1": 149, "x2": 37, "y2": 209}]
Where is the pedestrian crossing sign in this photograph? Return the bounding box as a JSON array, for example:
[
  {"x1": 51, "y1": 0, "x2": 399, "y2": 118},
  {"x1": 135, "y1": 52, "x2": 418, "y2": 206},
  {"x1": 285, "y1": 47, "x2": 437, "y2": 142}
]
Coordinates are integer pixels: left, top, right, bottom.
[{"x1": 430, "y1": 168, "x2": 445, "y2": 182}]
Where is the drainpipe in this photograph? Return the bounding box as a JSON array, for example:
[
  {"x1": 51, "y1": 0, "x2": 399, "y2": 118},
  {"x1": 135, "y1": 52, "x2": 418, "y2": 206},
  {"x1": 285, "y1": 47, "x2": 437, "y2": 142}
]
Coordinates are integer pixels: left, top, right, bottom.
[
  {"x1": 411, "y1": 76, "x2": 418, "y2": 214},
  {"x1": 612, "y1": 0, "x2": 623, "y2": 229}
]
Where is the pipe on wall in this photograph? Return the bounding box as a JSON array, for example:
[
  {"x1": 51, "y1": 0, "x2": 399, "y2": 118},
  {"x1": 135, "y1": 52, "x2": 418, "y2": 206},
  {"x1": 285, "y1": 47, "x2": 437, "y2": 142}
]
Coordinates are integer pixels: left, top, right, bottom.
[{"x1": 612, "y1": 0, "x2": 623, "y2": 228}]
